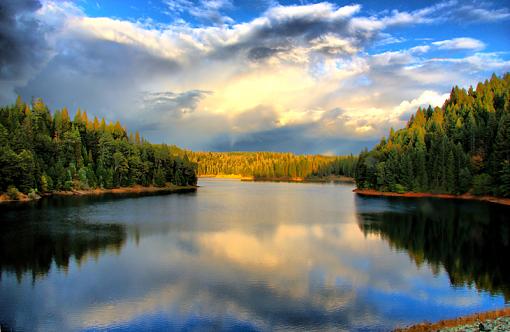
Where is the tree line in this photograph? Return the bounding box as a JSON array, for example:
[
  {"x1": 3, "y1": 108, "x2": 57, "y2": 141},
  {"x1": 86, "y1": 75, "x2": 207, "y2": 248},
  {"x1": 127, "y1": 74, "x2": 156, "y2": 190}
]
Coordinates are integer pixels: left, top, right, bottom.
[
  {"x1": 189, "y1": 151, "x2": 357, "y2": 179},
  {"x1": 0, "y1": 97, "x2": 197, "y2": 197},
  {"x1": 4, "y1": 73, "x2": 507, "y2": 198},
  {"x1": 356, "y1": 73, "x2": 510, "y2": 197}
]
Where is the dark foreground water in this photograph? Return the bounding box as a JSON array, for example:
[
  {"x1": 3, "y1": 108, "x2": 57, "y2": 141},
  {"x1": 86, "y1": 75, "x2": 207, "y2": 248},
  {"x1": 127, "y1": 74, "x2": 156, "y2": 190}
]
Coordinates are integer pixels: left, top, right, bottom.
[{"x1": 1, "y1": 179, "x2": 509, "y2": 331}]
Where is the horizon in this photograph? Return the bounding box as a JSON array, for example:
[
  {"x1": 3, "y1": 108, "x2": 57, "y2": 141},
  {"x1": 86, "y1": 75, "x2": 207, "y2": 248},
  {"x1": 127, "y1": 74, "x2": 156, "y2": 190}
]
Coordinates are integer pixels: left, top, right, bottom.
[{"x1": 1, "y1": 0, "x2": 510, "y2": 154}]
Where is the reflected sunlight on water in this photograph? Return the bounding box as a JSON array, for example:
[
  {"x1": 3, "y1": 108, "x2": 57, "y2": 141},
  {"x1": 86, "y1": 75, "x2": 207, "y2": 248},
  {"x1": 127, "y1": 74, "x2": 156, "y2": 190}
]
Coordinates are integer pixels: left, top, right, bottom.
[{"x1": 0, "y1": 179, "x2": 509, "y2": 331}]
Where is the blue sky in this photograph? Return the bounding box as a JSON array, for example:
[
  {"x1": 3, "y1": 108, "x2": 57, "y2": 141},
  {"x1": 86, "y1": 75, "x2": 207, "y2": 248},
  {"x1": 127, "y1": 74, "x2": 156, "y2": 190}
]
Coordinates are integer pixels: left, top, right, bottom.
[
  {"x1": 1, "y1": 0, "x2": 509, "y2": 154},
  {"x1": 80, "y1": 0, "x2": 510, "y2": 54}
]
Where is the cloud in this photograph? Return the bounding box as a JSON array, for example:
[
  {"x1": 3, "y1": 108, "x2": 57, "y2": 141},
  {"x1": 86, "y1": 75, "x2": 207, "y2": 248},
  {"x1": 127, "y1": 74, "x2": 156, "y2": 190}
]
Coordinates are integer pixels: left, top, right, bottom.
[
  {"x1": 426, "y1": 52, "x2": 510, "y2": 72},
  {"x1": 0, "y1": 0, "x2": 56, "y2": 102},
  {"x1": 453, "y1": 2, "x2": 510, "y2": 22},
  {"x1": 142, "y1": 90, "x2": 212, "y2": 117},
  {"x1": 1, "y1": 0, "x2": 510, "y2": 153},
  {"x1": 383, "y1": 0, "x2": 510, "y2": 25},
  {"x1": 432, "y1": 37, "x2": 485, "y2": 51},
  {"x1": 0, "y1": 0, "x2": 45, "y2": 79},
  {"x1": 16, "y1": 36, "x2": 182, "y2": 121},
  {"x1": 199, "y1": 2, "x2": 370, "y2": 64},
  {"x1": 208, "y1": 107, "x2": 378, "y2": 154},
  {"x1": 209, "y1": 128, "x2": 376, "y2": 155},
  {"x1": 394, "y1": 90, "x2": 450, "y2": 121}
]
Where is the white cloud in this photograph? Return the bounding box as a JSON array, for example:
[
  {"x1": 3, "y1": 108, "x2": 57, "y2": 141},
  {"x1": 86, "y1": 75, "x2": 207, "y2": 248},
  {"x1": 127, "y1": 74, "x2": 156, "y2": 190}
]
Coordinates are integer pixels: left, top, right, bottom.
[
  {"x1": 266, "y1": 2, "x2": 361, "y2": 21},
  {"x1": 432, "y1": 37, "x2": 485, "y2": 51},
  {"x1": 454, "y1": 3, "x2": 510, "y2": 22},
  {"x1": 2, "y1": 0, "x2": 509, "y2": 153},
  {"x1": 392, "y1": 90, "x2": 450, "y2": 119},
  {"x1": 409, "y1": 45, "x2": 431, "y2": 54}
]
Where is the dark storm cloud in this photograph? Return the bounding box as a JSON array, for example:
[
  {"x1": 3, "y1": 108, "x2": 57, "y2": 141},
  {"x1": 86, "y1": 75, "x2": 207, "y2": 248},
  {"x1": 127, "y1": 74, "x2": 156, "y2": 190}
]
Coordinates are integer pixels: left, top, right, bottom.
[
  {"x1": 16, "y1": 38, "x2": 181, "y2": 120},
  {"x1": 255, "y1": 14, "x2": 346, "y2": 41},
  {"x1": 209, "y1": 123, "x2": 312, "y2": 152},
  {"x1": 208, "y1": 106, "x2": 376, "y2": 155},
  {"x1": 232, "y1": 105, "x2": 280, "y2": 130},
  {"x1": 209, "y1": 124, "x2": 375, "y2": 155},
  {"x1": 211, "y1": 4, "x2": 367, "y2": 62},
  {"x1": 0, "y1": 0, "x2": 49, "y2": 80},
  {"x1": 247, "y1": 46, "x2": 282, "y2": 61}
]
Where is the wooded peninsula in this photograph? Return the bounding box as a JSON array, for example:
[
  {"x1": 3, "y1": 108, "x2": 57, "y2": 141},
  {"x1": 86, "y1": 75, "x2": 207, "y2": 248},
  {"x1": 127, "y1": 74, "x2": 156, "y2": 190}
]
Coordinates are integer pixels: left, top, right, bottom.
[
  {"x1": 0, "y1": 98, "x2": 197, "y2": 201},
  {"x1": 355, "y1": 73, "x2": 510, "y2": 198}
]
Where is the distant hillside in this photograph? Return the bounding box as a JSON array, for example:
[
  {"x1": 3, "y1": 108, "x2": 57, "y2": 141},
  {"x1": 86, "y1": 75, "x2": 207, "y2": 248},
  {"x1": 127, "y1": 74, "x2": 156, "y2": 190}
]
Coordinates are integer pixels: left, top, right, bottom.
[
  {"x1": 356, "y1": 73, "x2": 510, "y2": 197},
  {"x1": 189, "y1": 151, "x2": 357, "y2": 180}
]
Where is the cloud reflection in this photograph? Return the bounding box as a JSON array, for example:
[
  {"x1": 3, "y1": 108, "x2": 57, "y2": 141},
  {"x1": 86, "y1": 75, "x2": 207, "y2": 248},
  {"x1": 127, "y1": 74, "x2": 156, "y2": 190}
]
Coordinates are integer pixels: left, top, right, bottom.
[{"x1": 0, "y1": 181, "x2": 507, "y2": 331}]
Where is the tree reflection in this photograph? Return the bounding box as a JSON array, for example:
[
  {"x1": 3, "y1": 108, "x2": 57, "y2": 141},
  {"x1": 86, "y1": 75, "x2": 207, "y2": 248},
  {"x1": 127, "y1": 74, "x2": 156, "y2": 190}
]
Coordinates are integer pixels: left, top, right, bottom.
[
  {"x1": 357, "y1": 197, "x2": 510, "y2": 301},
  {"x1": 0, "y1": 217, "x2": 126, "y2": 282}
]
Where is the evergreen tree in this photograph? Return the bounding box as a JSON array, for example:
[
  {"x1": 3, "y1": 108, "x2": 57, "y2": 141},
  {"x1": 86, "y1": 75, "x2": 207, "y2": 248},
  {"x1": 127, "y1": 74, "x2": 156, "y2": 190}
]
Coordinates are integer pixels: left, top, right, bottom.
[
  {"x1": 354, "y1": 73, "x2": 510, "y2": 197},
  {"x1": 0, "y1": 97, "x2": 197, "y2": 196}
]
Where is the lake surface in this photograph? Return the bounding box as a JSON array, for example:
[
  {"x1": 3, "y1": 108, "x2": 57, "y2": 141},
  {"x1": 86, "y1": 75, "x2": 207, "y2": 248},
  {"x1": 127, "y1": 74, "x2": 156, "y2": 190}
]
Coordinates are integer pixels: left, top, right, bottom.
[{"x1": 1, "y1": 179, "x2": 509, "y2": 331}]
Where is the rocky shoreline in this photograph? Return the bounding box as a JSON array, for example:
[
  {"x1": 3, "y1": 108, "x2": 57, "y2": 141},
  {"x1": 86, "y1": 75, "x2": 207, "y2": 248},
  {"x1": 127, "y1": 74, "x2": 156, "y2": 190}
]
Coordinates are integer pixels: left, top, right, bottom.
[{"x1": 395, "y1": 307, "x2": 510, "y2": 331}]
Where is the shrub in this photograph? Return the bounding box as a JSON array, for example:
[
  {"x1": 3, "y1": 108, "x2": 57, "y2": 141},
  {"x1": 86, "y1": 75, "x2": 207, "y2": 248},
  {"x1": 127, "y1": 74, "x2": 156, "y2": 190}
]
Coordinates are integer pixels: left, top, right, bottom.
[
  {"x1": 6, "y1": 186, "x2": 20, "y2": 200},
  {"x1": 458, "y1": 168, "x2": 472, "y2": 194},
  {"x1": 393, "y1": 183, "x2": 406, "y2": 194},
  {"x1": 472, "y1": 174, "x2": 493, "y2": 196},
  {"x1": 41, "y1": 174, "x2": 53, "y2": 192},
  {"x1": 28, "y1": 188, "x2": 39, "y2": 200},
  {"x1": 64, "y1": 180, "x2": 73, "y2": 191}
]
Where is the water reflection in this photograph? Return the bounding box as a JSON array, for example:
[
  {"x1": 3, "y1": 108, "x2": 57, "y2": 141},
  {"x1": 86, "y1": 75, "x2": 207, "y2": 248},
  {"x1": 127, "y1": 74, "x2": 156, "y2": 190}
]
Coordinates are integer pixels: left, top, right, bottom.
[
  {"x1": 0, "y1": 181, "x2": 508, "y2": 331},
  {"x1": 72, "y1": 222, "x2": 386, "y2": 331},
  {"x1": 0, "y1": 200, "x2": 126, "y2": 281},
  {"x1": 357, "y1": 196, "x2": 510, "y2": 301}
]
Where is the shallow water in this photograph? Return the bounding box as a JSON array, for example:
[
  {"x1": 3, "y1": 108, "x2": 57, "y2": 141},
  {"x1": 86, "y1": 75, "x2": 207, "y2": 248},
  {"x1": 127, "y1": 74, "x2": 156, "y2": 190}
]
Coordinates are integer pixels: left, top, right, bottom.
[{"x1": 0, "y1": 178, "x2": 509, "y2": 331}]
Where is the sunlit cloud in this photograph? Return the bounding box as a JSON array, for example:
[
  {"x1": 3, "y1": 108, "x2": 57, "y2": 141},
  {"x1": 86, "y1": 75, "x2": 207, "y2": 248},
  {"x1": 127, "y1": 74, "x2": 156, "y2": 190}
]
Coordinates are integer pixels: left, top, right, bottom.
[
  {"x1": 1, "y1": 0, "x2": 509, "y2": 153},
  {"x1": 432, "y1": 37, "x2": 485, "y2": 51}
]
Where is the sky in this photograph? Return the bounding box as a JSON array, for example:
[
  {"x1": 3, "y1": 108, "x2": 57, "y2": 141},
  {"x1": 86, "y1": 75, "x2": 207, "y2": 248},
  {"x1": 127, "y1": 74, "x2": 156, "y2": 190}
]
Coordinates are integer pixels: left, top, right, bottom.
[{"x1": 0, "y1": 0, "x2": 509, "y2": 154}]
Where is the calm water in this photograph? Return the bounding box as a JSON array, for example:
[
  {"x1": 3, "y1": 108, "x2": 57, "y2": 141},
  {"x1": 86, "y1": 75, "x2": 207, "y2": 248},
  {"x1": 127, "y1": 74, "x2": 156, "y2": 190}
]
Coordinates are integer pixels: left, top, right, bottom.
[{"x1": 1, "y1": 179, "x2": 509, "y2": 331}]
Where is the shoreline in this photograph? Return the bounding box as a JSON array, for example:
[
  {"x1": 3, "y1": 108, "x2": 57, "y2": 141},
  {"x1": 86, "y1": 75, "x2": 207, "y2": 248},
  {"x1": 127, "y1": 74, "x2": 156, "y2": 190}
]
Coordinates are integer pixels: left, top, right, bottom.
[
  {"x1": 0, "y1": 184, "x2": 197, "y2": 203},
  {"x1": 199, "y1": 175, "x2": 355, "y2": 183},
  {"x1": 199, "y1": 174, "x2": 254, "y2": 181},
  {"x1": 394, "y1": 307, "x2": 510, "y2": 331},
  {"x1": 354, "y1": 188, "x2": 510, "y2": 206}
]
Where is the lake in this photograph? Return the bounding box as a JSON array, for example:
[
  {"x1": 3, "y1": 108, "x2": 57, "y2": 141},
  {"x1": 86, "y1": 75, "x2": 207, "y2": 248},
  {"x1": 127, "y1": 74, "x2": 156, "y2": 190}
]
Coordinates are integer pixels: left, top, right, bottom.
[{"x1": 1, "y1": 179, "x2": 509, "y2": 331}]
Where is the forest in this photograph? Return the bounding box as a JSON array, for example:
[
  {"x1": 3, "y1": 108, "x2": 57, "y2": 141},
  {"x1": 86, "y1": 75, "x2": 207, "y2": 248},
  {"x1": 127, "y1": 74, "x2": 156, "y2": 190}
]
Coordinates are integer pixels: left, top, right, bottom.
[
  {"x1": 189, "y1": 151, "x2": 357, "y2": 180},
  {"x1": 3, "y1": 73, "x2": 509, "y2": 199},
  {"x1": 356, "y1": 73, "x2": 510, "y2": 197},
  {"x1": 0, "y1": 97, "x2": 197, "y2": 198}
]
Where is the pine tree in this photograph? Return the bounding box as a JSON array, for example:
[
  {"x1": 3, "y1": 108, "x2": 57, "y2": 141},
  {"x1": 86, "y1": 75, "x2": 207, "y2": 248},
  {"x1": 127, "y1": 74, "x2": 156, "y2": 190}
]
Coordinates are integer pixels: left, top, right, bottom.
[
  {"x1": 354, "y1": 73, "x2": 510, "y2": 197},
  {"x1": 446, "y1": 149, "x2": 456, "y2": 193}
]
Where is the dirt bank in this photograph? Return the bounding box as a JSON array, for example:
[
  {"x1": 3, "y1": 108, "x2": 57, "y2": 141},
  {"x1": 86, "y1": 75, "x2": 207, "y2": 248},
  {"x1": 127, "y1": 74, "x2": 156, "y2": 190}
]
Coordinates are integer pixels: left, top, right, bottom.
[
  {"x1": 0, "y1": 184, "x2": 197, "y2": 203},
  {"x1": 354, "y1": 188, "x2": 510, "y2": 206},
  {"x1": 199, "y1": 174, "x2": 355, "y2": 183}
]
